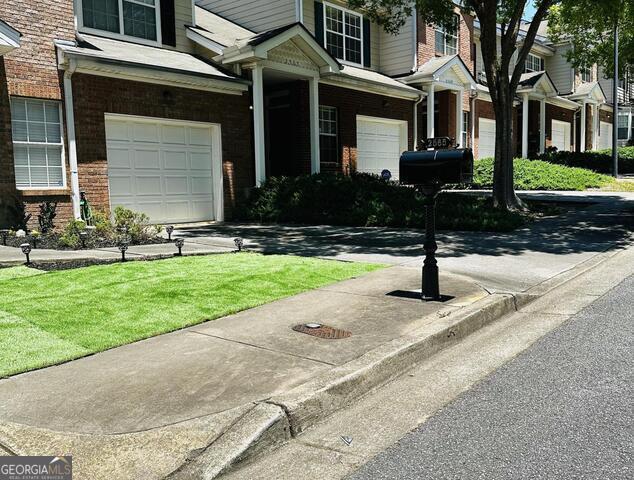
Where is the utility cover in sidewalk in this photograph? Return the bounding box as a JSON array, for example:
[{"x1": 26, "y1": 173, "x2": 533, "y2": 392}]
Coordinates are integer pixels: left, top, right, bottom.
[{"x1": 292, "y1": 323, "x2": 352, "y2": 339}]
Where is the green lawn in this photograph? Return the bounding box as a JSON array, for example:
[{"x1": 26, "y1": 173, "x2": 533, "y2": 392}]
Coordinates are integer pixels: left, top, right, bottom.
[{"x1": 0, "y1": 253, "x2": 381, "y2": 377}]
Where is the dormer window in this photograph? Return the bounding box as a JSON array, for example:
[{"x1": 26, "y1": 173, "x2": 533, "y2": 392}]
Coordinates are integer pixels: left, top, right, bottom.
[
  {"x1": 579, "y1": 67, "x2": 592, "y2": 83},
  {"x1": 324, "y1": 2, "x2": 363, "y2": 65},
  {"x1": 79, "y1": 0, "x2": 161, "y2": 44},
  {"x1": 435, "y1": 14, "x2": 459, "y2": 56},
  {"x1": 525, "y1": 53, "x2": 544, "y2": 73}
]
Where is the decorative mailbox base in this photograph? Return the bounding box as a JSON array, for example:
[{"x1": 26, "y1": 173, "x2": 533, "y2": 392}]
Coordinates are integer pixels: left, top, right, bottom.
[{"x1": 420, "y1": 184, "x2": 442, "y2": 301}]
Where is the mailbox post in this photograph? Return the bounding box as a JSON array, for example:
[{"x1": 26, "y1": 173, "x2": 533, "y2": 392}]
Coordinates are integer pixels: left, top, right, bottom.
[{"x1": 400, "y1": 139, "x2": 474, "y2": 301}]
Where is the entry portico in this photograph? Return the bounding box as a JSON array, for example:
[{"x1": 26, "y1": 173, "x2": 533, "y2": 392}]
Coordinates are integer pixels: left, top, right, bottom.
[
  {"x1": 567, "y1": 82, "x2": 607, "y2": 152},
  {"x1": 214, "y1": 24, "x2": 340, "y2": 185},
  {"x1": 517, "y1": 72, "x2": 558, "y2": 157},
  {"x1": 402, "y1": 55, "x2": 476, "y2": 148}
]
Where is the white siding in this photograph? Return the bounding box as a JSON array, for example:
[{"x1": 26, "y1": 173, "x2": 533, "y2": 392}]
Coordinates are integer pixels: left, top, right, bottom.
[
  {"x1": 379, "y1": 14, "x2": 415, "y2": 76},
  {"x1": 546, "y1": 44, "x2": 573, "y2": 94},
  {"x1": 175, "y1": 0, "x2": 194, "y2": 51},
  {"x1": 303, "y1": 0, "x2": 380, "y2": 71},
  {"x1": 597, "y1": 67, "x2": 630, "y2": 104},
  {"x1": 197, "y1": 0, "x2": 296, "y2": 33}
]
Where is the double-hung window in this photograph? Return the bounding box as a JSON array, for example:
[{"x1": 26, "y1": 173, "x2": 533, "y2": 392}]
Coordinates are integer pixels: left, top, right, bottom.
[
  {"x1": 319, "y1": 106, "x2": 338, "y2": 164},
  {"x1": 324, "y1": 3, "x2": 363, "y2": 65},
  {"x1": 435, "y1": 14, "x2": 459, "y2": 56},
  {"x1": 618, "y1": 113, "x2": 629, "y2": 140},
  {"x1": 579, "y1": 67, "x2": 592, "y2": 83},
  {"x1": 11, "y1": 98, "x2": 65, "y2": 189},
  {"x1": 81, "y1": 0, "x2": 160, "y2": 43},
  {"x1": 524, "y1": 53, "x2": 544, "y2": 73},
  {"x1": 461, "y1": 111, "x2": 469, "y2": 148}
]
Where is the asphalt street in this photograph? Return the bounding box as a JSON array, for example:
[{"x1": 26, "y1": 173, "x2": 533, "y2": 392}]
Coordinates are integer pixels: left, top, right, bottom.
[{"x1": 349, "y1": 275, "x2": 634, "y2": 480}]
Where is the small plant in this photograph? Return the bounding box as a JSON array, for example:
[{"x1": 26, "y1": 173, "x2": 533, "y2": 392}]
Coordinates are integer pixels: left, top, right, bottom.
[
  {"x1": 113, "y1": 206, "x2": 161, "y2": 243},
  {"x1": 92, "y1": 211, "x2": 115, "y2": 239},
  {"x1": 59, "y1": 219, "x2": 87, "y2": 249},
  {"x1": 8, "y1": 198, "x2": 31, "y2": 232},
  {"x1": 31, "y1": 230, "x2": 41, "y2": 248},
  {"x1": 37, "y1": 201, "x2": 58, "y2": 234}
]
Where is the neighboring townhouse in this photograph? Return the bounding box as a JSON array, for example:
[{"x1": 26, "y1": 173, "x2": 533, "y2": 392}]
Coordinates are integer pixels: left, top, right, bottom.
[{"x1": 599, "y1": 67, "x2": 634, "y2": 147}]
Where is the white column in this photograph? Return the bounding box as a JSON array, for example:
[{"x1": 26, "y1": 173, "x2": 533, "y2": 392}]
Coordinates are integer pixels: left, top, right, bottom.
[
  {"x1": 426, "y1": 84, "x2": 435, "y2": 141},
  {"x1": 308, "y1": 76, "x2": 320, "y2": 174},
  {"x1": 455, "y1": 89, "x2": 463, "y2": 147},
  {"x1": 251, "y1": 64, "x2": 266, "y2": 186},
  {"x1": 539, "y1": 98, "x2": 546, "y2": 154},
  {"x1": 580, "y1": 100, "x2": 587, "y2": 152},
  {"x1": 62, "y1": 60, "x2": 81, "y2": 219},
  {"x1": 522, "y1": 93, "x2": 529, "y2": 158}
]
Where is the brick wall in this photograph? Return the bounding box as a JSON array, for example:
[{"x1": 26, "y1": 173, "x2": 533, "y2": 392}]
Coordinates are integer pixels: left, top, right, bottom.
[
  {"x1": 546, "y1": 104, "x2": 575, "y2": 151},
  {"x1": 318, "y1": 84, "x2": 414, "y2": 174},
  {"x1": 473, "y1": 99, "x2": 518, "y2": 159},
  {"x1": 70, "y1": 74, "x2": 253, "y2": 221}
]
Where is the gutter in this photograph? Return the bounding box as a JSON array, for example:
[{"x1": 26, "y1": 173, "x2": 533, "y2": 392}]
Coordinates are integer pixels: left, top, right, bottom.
[
  {"x1": 413, "y1": 92, "x2": 425, "y2": 150},
  {"x1": 62, "y1": 57, "x2": 82, "y2": 220}
]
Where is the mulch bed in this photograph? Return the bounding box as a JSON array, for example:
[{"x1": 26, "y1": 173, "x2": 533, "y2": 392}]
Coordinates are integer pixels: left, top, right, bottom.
[{"x1": 2, "y1": 233, "x2": 170, "y2": 250}]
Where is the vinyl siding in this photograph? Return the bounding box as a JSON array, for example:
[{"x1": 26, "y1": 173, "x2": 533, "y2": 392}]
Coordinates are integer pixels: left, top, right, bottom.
[
  {"x1": 303, "y1": 0, "x2": 380, "y2": 71},
  {"x1": 197, "y1": 0, "x2": 296, "y2": 33},
  {"x1": 546, "y1": 44, "x2": 573, "y2": 94},
  {"x1": 175, "y1": 0, "x2": 194, "y2": 51},
  {"x1": 379, "y1": 14, "x2": 414, "y2": 76},
  {"x1": 597, "y1": 67, "x2": 629, "y2": 104}
]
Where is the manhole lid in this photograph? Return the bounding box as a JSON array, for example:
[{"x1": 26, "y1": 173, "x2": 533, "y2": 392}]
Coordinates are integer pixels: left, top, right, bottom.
[{"x1": 292, "y1": 324, "x2": 352, "y2": 339}]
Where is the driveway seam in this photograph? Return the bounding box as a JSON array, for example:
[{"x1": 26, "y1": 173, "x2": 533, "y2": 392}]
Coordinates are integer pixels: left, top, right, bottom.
[{"x1": 188, "y1": 330, "x2": 336, "y2": 366}]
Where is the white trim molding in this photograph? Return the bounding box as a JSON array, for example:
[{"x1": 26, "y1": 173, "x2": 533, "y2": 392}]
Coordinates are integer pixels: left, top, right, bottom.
[{"x1": 0, "y1": 19, "x2": 20, "y2": 55}]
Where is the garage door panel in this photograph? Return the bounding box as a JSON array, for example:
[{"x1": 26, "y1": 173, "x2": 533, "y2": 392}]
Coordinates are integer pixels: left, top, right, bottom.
[
  {"x1": 106, "y1": 116, "x2": 217, "y2": 224},
  {"x1": 134, "y1": 149, "x2": 161, "y2": 169},
  {"x1": 161, "y1": 125, "x2": 187, "y2": 145},
  {"x1": 600, "y1": 122, "x2": 612, "y2": 150},
  {"x1": 163, "y1": 150, "x2": 188, "y2": 169},
  {"x1": 478, "y1": 119, "x2": 496, "y2": 159},
  {"x1": 164, "y1": 176, "x2": 189, "y2": 195}
]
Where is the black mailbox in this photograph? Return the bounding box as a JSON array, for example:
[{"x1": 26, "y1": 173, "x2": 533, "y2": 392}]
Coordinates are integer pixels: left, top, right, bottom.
[{"x1": 399, "y1": 149, "x2": 474, "y2": 185}]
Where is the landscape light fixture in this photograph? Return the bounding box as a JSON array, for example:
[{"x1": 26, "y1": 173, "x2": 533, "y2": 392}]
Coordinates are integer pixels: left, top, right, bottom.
[
  {"x1": 79, "y1": 231, "x2": 88, "y2": 249},
  {"x1": 0, "y1": 229, "x2": 8, "y2": 246},
  {"x1": 118, "y1": 240, "x2": 129, "y2": 262},
  {"x1": 166, "y1": 225, "x2": 174, "y2": 241},
  {"x1": 234, "y1": 237, "x2": 244, "y2": 252},
  {"x1": 20, "y1": 243, "x2": 32, "y2": 265},
  {"x1": 175, "y1": 238, "x2": 185, "y2": 256}
]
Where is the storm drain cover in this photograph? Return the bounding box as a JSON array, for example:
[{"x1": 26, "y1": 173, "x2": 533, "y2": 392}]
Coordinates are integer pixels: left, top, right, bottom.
[{"x1": 292, "y1": 323, "x2": 352, "y2": 339}]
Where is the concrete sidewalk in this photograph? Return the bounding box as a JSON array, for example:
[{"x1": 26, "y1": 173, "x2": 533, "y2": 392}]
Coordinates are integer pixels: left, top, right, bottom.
[{"x1": 0, "y1": 266, "x2": 487, "y2": 479}]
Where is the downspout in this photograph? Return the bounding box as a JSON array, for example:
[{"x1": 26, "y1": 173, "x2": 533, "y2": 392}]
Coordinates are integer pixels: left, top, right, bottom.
[
  {"x1": 63, "y1": 57, "x2": 81, "y2": 219},
  {"x1": 296, "y1": 0, "x2": 303, "y2": 23},
  {"x1": 413, "y1": 91, "x2": 425, "y2": 150},
  {"x1": 470, "y1": 91, "x2": 476, "y2": 149}
]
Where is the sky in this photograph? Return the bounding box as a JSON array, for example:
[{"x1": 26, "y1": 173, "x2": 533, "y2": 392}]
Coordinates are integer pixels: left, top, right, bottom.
[{"x1": 524, "y1": 3, "x2": 538, "y2": 20}]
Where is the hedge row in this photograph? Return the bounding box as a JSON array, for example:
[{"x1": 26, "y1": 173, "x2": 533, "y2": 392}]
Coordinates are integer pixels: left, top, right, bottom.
[{"x1": 535, "y1": 147, "x2": 634, "y2": 174}]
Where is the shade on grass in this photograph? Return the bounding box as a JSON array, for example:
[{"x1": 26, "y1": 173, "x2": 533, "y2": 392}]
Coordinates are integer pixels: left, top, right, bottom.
[{"x1": 0, "y1": 253, "x2": 382, "y2": 377}]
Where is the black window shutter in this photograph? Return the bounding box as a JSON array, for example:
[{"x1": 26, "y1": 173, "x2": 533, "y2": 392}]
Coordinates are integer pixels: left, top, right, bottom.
[
  {"x1": 540, "y1": 57, "x2": 545, "y2": 71},
  {"x1": 161, "y1": 0, "x2": 176, "y2": 47},
  {"x1": 315, "y1": 2, "x2": 324, "y2": 47},
  {"x1": 363, "y1": 18, "x2": 371, "y2": 68}
]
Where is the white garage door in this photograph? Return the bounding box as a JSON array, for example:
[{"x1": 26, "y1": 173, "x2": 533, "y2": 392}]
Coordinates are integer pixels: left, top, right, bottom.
[
  {"x1": 599, "y1": 121, "x2": 613, "y2": 150},
  {"x1": 551, "y1": 120, "x2": 571, "y2": 151},
  {"x1": 478, "y1": 118, "x2": 496, "y2": 159},
  {"x1": 106, "y1": 115, "x2": 222, "y2": 224},
  {"x1": 356, "y1": 116, "x2": 407, "y2": 180}
]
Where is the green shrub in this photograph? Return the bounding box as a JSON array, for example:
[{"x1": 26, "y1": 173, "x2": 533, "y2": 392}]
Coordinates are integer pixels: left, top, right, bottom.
[
  {"x1": 92, "y1": 211, "x2": 115, "y2": 239},
  {"x1": 236, "y1": 173, "x2": 529, "y2": 232},
  {"x1": 113, "y1": 206, "x2": 162, "y2": 243},
  {"x1": 473, "y1": 158, "x2": 613, "y2": 191},
  {"x1": 536, "y1": 146, "x2": 634, "y2": 174},
  {"x1": 59, "y1": 219, "x2": 86, "y2": 248}
]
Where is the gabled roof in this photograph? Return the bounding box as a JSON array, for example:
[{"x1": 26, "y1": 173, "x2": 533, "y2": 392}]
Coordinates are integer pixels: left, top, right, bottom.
[
  {"x1": 567, "y1": 81, "x2": 607, "y2": 103},
  {"x1": 214, "y1": 23, "x2": 341, "y2": 75},
  {"x1": 323, "y1": 64, "x2": 422, "y2": 100},
  {"x1": 0, "y1": 18, "x2": 20, "y2": 55},
  {"x1": 473, "y1": 19, "x2": 554, "y2": 52},
  {"x1": 517, "y1": 71, "x2": 558, "y2": 96},
  {"x1": 401, "y1": 55, "x2": 476, "y2": 89},
  {"x1": 56, "y1": 34, "x2": 248, "y2": 93},
  {"x1": 186, "y1": 6, "x2": 254, "y2": 53}
]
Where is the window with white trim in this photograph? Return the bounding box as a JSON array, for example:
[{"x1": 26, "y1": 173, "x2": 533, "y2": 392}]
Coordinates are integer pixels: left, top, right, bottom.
[
  {"x1": 461, "y1": 111, "x2": 469, "y2": 148},
  {"x1": 11, "y1": 98, "x2": 65, "y2": 189},
  {"x1": 319, "y1": 106, "x2": 338, "y2": 163},
  {"x1": 324, "y1": 3, "x2": 363, "y2": 65},
  {"x1": 524, "y1": 53, "x2": 544, "y2": 73},
  {"x1": 579, "y1": 67, "x2": 592, "y2": 83},
  {"x1": 618, "y1": 113, "x2": 629, "y2": 140},
  {"x1": 80, "y1": 0, "x2": 160, "y2": 42},
  {"x1": 435, "y1": 14, "x2": 459, "y2": 56}
]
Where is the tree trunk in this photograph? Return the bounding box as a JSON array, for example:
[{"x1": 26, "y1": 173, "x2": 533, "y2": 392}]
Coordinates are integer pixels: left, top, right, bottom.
[{"x1": 492, "y1": 82, "x2": 526, "y2": 211}]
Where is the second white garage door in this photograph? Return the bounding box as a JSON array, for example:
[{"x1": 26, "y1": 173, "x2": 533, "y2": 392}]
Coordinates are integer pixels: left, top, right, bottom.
[
  {"x1": 106, "y1": 115, "x2": 223, "y2": 224},
  {"x1": 478, "y1": 118, "x2": 496, "y2": 159},
  {"x1": 356, "y1": 116, "x2": 408, "y2": 180},
  {"x1": 599, "y1": 121, "x2": 613, "y2": 150},
  {"x1": 551, "y1": 120, "x2": 571, "y2": 151}
]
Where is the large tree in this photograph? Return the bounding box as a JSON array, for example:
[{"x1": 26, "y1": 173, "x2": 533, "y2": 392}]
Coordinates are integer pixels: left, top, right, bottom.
[
  {"x1": 348, "y1": 0, "x2": 556, "y2": 210},
  {"x1": 548, "y1": 0, "x2": 633, "y2": 85}
]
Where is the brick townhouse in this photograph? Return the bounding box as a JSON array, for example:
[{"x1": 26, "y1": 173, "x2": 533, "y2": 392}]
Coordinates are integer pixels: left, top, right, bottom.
[{"x1": 0, "y1": 0, "x2": 614, "y2": 227}]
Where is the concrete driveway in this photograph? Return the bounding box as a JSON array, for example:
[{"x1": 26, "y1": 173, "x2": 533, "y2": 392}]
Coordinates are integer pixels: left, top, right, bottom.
[{"x1": 175, "y1": 191, "x2": 634, "y2": 293}]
